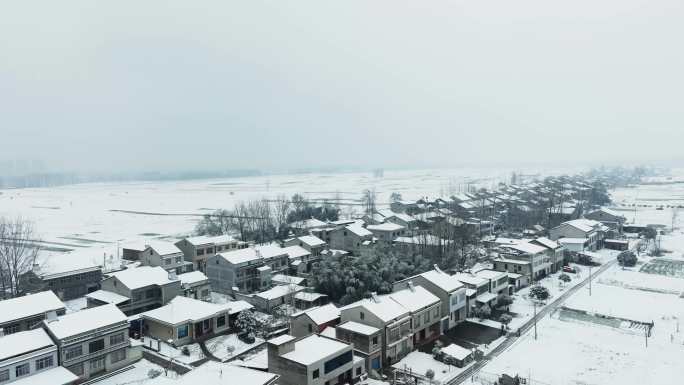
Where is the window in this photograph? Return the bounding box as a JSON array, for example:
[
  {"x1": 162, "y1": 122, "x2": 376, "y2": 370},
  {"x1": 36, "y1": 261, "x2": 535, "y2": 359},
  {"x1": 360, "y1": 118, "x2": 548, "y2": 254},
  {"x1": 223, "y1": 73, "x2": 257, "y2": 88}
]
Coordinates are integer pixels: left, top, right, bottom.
[
  {"x1": 308, "y1": 324, "x2": 313, "y2": 333},
  {"x1": 372, "y1": 336, "x2": 378, "y2": 345},
  {"x1": 197, "y1": 248, "x2": 205, "y2": 256},
  {"x1": 110, "y1": 333, "x2": 125, "y2": 345},
  {"x1": 434, "y1": 307, "x2": 439, "y2": 318},
  {"x1": 110, "y1": 348, "x2": 126, "y2": 364},
  {"x1": 356, "y1": 367, "x2": 362, "y2": 376},
  {"x1": 65, "y1": 345, "x2": 83, "y2": 360},
  {"x1": 177, "y1": 325, "x2": 189, "y2": 338},
  {"x1": 360, "y1": 312, "x2": 364, "y2": 320},
  {"x1": 164, "y1": 258, "x2": 171, "y2": 265},
  {"x1": 176, "y1": 257, "x2": 183, "y2": 263},
  {"x1": 217, "y1": 315, "x2": 226, "y2": 328},
  {"x1": 36, "y1": 356, "x2": 54, "y2": 370},
  {"x1": 90, "y1": 357, "x2": 105, "y2": 372},
  {"x1": 313, "y1": 369, "x2": 319, "y2": 379},
  {"x1": 201, "y1": 289, "x2": 209, "y2": 297},
  {"x1": 414, "y1": 315, "x2": 421, "y2": 328},
  {"x1": 15, "y1": 363, "x2": 30, "y2": 377},
  {"x1": 424, "y1": 312, "x2": 430, "y2": 323},
  {"x1": 89, "y1": 339, "x2": 105, "y2": 353},
  {"x1": 4, "y1": 323, "x2": 19, "y2": 335},
  {"x1": 0, "y1": 369, "x2": 9, "y2": 382},
  {"x1": 324, "y1": 350, "x2": 353, "y2": 374}
]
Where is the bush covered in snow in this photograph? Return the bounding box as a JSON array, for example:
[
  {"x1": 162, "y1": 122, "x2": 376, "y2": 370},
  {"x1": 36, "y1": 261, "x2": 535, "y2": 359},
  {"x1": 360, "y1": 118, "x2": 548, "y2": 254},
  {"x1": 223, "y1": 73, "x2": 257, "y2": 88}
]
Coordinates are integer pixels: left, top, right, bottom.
[
  {"x1": 529, "y1": 285, "x2": 550, "y2": 302},
  {"x1": 618, "y1": 251, "x2": 638, "y2": 267}
]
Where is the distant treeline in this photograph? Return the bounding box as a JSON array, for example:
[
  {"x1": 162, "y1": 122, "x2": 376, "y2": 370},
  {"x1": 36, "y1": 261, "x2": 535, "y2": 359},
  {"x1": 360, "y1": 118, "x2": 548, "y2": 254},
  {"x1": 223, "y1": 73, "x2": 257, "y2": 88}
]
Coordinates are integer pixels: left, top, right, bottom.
[{"x1": 0, "y1": 169, "x2": 261, "y2": 189}]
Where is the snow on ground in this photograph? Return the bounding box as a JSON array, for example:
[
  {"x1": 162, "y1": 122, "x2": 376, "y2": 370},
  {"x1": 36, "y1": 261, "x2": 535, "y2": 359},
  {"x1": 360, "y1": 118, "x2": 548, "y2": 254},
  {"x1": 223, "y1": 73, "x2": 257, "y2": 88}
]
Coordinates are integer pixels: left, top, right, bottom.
[
  {"x1": 393, "y1": 351, "x2": 469, "y2": 385},
  {"x1": 203, "y1": 333, "x2": 264, "y2": 361}
]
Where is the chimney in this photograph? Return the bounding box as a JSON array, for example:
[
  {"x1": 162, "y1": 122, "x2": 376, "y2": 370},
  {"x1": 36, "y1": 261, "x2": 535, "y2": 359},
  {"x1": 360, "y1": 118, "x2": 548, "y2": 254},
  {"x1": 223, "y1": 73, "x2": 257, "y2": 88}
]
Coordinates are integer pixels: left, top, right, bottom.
[
  {"x1": 46, "y1": 311, "x2": 58, "y2": 324},
  {"x1": 434, "y1": 264, "x2": 443, "y2": 274},
  {"x1": 168, "y1": 271, "x2": 178, "y2": 281},
  {"x1": 407, "y1": 281, "x2": 415, "y2": 292},
  {"x1": 371, "y1": 292, "x2": 380, "y2": 303},
  {"x1": 33, "y1": 263, "x2": 41, "y2": 274},
  {"x1": 0, "y1": 328, "x2": 4, "y2": 338}
]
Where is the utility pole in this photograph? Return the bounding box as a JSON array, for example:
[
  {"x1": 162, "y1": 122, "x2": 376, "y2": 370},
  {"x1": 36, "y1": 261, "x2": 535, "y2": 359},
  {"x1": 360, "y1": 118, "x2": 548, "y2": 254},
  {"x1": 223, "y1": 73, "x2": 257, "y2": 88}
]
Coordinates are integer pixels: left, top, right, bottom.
[
  {"x1": 645, "y1": 325, "x2": 648, "y2": 348},
  {"x1": 589, "y1": 265, "x2": 592, "y2": 296},
  {"x1": 533, "y1": 300, "x2": 538, "y2": 340}
]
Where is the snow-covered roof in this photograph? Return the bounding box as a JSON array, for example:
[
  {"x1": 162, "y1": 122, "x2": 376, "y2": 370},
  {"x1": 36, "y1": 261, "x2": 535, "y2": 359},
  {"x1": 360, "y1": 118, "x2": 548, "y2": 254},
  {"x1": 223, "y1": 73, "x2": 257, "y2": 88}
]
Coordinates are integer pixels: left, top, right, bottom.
[
  {"x1": 0, "y1": 328, "x2": 55, "y2": 362},
  {"x1": 394, "y1": 235, "x2": 452, "y2": 246},
  {"x1": 389, "y1": 286, "x2": 440, "y2": 313},
  {"x1": 224, "y1": 300, "x2": 254, "y2": 315},
  {"x1": 108, "y1": 266, "x2": 176, "y2": 290},
  {"x1": 320, "y1": 326, "x2": 337, "y2": 339},
  {"x1": 140, "y1": 296, "x2": 232, "y2": 325},
  {"x1": 475, "y1": 269, "x2": 507, "y2": 280},
  {"x1": 146, "y1": 241, "x2": 183, "y2": 256},
  {"x1": 280, "y1": 334, "x2": 350, "y2": 365},
  {"x1": 496, "y1": 258, "x2": 531, "y2": 265},
  {"x1": 0, "y1": 290, "x2": 65, "y2": 325},
  {"x1": 85, "y1": 289, "x2": 130, "y2": 305},
  {"x1": 342, "y1": 294, "x2": 409, "y2": 323},
  {"x1": 33, "y1": 247, "x2": 112, "y2": 278},
  {"x1": 11, "y1": 366, "x2": 79, "y2": 385},
  {"x1": 501, "y1": 241, "x2": 547, "y2": 255},
  {"x1": 281, "y1": 245, "x2": 310, "y2": 260},
  {"x1": 453, "y1": 273, "x2": 489, "y2": 287},
  {"x1": 293, "y1": 303, "x2": 340, "y2": 325},
  {"x1": 337, "y1": 321, "x2": 380, "y2": 336},
  {"x1": 255, "y1": 284, "x2": 305, "y2": 300},
  {"x1": 184, "y1": 234, "x2": 236, "y2": 246},
  {"x1": 268, "y1": 334, "x2": 296, "y2": 345},
  {"x1": 297, "y1": 235, "x2": 326, "y2": 247},
  {"x1": 272, "y1": 274, "x2": 306, "y2": 286},
  {"x1": 293, "y1": 292, "x2": 327, "y2": 302},
  {"x1": 178, "y1": 271, "x2": 209, "y2": 286},
  {"x1": 345, "y1": 224, "x2": 373, "y2": 237},
  {"x1": 419, "y1": 269, "x2": 464, "y2": 293},
  {"x1": 218, "y1": 245, "x2": 287, "y2": 265},
  {"x1": 533, "y1": 237, "x2": 560, "y2": 250},
  {"x1": 45, "y1": 304, "x2": 127, "y2": 340},
  {"x1": 476, "y1": 292, "x2": 498, "y2": 303},
  {"x1": 442, "y1": 343, "x2": 471, "y2": 361},
  {"x1": 558, "y1": 237, "x2": 588, "y2": 244},
  {"x1": 367, "y1": 223, "x2": 405, "y2": 232},
  {"x1": 182, "y1": 362, "x2": 278, "y2": 385}
]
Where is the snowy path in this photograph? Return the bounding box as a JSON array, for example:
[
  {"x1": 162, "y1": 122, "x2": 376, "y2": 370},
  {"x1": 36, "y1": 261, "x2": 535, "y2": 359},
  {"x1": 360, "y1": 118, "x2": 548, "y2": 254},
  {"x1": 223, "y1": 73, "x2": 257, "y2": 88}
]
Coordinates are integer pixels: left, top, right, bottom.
[{"x1": 447, "y1": 259, "x2": 618, "y2": 385}]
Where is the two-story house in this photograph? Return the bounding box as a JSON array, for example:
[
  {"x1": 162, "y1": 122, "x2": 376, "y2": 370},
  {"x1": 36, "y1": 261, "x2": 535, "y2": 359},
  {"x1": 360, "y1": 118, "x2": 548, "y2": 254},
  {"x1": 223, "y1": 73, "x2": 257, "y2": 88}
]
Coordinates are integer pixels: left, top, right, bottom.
[
  {"x1": 366, "y1": 223, "x2": 405, "y2": 246},
  {"x1": 392, "y1": 267, "x2": 467, "y2": 332},
  {"x1": 498, "y1": 241, "x2": 552, "y2": 281},
  {"x1": 289, "y1": 304, "x2": 340, "y2": 338},
  {"x1": 549, "y1": 219, "x2": 606, "y2": 251},
  {"x1": 177, "y1": 271, "x2": 212, "y2": 301},
  {"x1": 138, "y1": 241, "x2": 193, "y2": 275},
  {"x1": 0, "y1": 291, "x2": 66, "y2": 335},
  {"x1": 530, "y1": 237, "x2": 565, "y2": 272},
  {"x1": 205, "y1": 245, "x2": 289, "y2": 294},
  {"x1": 175, "y1": 235, "x2": 247, "y2": 272},
  {"x1": 0, "y1": 328, "x2": 78, "y2": 385},
  {"x1": 267, "y1": 334, "x2": 364, "y2": 385},
  {"x1": 474, "y1": 269, "x2": 509, "y2": 297},
  {"x1": 284, "y1": 235, "x2": 327, "y2": 257},
  {"x1": 452, "y1": 273, "x2": 493, "y2": 315},
  {"x1": 43, "y1": 304, "x2": 138, "y2": 381},
  {"x1": 335, "y1": 321, "x2": 382, "y2": 373},
  {"x1": 327, "y1": 223, "x2": 373, "y2": 255},
  {"x1": 96, "y1": 266, "x2": 181, "y2": 315}
]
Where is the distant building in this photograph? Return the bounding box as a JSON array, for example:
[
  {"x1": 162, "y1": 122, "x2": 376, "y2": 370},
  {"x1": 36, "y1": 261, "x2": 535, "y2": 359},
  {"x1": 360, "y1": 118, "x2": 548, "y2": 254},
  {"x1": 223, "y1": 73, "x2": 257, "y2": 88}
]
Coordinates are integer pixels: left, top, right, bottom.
[
  {"x1": 205, "y1": 245, "x2": 290, "y2": 294},
  {"x1": 0, "y1": 291, "x2": 66, "y2": 335},
  {"x1": 139, "y1": 297, "x2": 238, "y2": 346},
  {"x1": 97, "y1": 266, "x2": 182, "y2": 315},
  {"x1": 177, "y1": 271, "x2": 212, "y2": 301},
  {"x1": 549, "y1": 219, "x2": 607, "y2": 251},
  {"x1": 335, "y1": 321, "x2": 382, "y2": 373},
  {"x1": 366, "y1": 223, "x2": 405, "y2": 246},
  {"x1": 327, "y1": 223, "x2": 373, "y2": 255},
  {"x1": 43, "y1": 304, "x2": 139, "y2": 381},
  {"x1": 21, "y1": 249, "x2": 105, "y2": 300},
  {"x1": 175, "y1": 235, "x2": 247, "y2": 272},
  {"x1": 584, "y1": 208, "x2": 627, "y2": 233},
  {"x1": 243, "y1": 284, "x2": 306, "y2": 313},
  {"x1": 284, "y1": 235, "x2": 327, "y2": 256},
  {"x1": 137, "y1": 241, "x2": 193, "y2": 275},
  {"x1": 289, "y1": 304, "x2": 340, "y2": 337}
]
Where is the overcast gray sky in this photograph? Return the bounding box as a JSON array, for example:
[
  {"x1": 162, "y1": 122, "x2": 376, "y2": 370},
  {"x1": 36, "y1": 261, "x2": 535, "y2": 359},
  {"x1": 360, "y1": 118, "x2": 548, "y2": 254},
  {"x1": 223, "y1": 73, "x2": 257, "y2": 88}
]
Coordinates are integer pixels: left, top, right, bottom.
[{"x1": 1, "y1": 0, "x2": 682, "y2": 173}]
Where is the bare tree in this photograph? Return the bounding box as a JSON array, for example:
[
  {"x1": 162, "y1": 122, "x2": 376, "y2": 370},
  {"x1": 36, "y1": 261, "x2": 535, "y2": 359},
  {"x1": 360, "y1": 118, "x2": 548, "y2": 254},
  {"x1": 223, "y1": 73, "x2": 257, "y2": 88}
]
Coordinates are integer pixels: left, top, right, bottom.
[
  {"x1": 361, "y1": 189, "x2": 376, "y2": 216},
  {"x1": 0, "y1": 217, "x2": 40, "y2": 298},
  {"x1": 273, "y1": 194, "x2": 292, "y2": 236}
]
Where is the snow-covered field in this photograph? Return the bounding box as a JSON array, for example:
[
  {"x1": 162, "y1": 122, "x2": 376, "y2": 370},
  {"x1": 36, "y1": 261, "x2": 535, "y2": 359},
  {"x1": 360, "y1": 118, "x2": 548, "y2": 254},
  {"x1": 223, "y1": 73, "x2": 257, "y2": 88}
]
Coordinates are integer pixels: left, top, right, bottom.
[{"x1": 0, "y1": 167, "x2": 573, "y2": 250}]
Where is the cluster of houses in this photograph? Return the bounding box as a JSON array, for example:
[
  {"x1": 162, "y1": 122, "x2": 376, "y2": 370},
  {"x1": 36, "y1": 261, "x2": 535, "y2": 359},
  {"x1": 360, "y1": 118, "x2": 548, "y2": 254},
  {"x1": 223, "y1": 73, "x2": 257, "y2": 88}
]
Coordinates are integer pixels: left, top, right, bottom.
[{"x1": 1, "y1": 173, "x2": 640, "y2": 385}]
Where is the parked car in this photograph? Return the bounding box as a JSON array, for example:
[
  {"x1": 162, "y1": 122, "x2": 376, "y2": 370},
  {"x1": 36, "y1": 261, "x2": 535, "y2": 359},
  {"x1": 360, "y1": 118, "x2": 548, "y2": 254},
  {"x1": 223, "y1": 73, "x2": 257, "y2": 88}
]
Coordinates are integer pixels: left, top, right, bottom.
[{"x1": 563, "y1": 266, "x2": 577, "y2": 273}]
